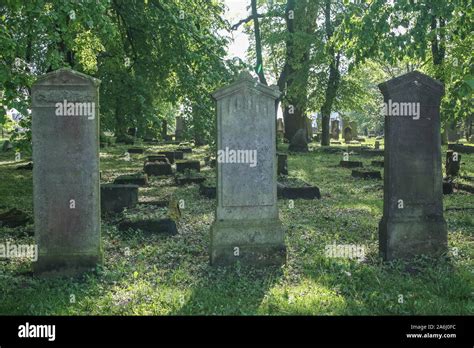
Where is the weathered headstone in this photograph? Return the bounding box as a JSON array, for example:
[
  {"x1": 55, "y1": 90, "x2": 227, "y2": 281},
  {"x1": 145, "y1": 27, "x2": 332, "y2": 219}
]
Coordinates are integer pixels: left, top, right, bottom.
[
  {"x1": 32, "y1": 68, "x2": 102, "y2": 273},
  {"x1": 276, "y1": 118, "x2": 285, "y2": 141},
  {"x1": 378, "y1": 71, "x2": 447, "y2": 260},
  {"x1": 175, "y1": 116, "x2": 185, "y2": 141},
  {"x1": 445, "y1": 150, "x2": 461, "y2": 177},
  {"x1": 305, "y1": 117, "x2": 313, "y2": 142},
  {"x1": 343, "y1": 126, "x2": 353, "y2": 143},
  {"x1": 289, "y1": 128, "x2": 308, "y2": 152},
  {"x1": 331, "y1": 120, "x2": 340, "y2": 140},
  {"x1": 211, "y1": 72, "x2": 285, "y2": 265},
  {"x1": 277, "y1": 153, "x2": 288, "y2": 176}
]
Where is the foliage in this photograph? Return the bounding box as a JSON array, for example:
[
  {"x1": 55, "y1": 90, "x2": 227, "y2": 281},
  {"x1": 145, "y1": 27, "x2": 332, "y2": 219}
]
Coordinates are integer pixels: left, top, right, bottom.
[{"x1": 1, "y1": 0, "x2": 235, "y2": 147}]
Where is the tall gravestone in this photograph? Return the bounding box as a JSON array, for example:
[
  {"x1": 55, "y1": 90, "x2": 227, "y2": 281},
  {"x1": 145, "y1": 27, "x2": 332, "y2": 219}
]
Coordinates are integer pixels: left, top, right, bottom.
[
  {"x1": 378, "y1": 71, "x2": 447, "y2": 260},
  {"x1": 175, "y1": 116, "x2": 184, "y2": 141},
  {"x1": 211, "y1": 72, "x2": 285, "y2": 265},
  {"x1": 32, "y1": 68, "x2": 102, "y2": 273}
]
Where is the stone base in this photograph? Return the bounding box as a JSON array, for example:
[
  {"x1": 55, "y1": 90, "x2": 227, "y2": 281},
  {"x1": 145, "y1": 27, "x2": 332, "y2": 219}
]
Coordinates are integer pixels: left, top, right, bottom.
[
  {"x1": 210, "y1": 219, "x2": 286, "y2": 266},
  {"x1": 379, "y1": 217, "x2": 447, "y2": 260},
  {"x1": 34, "y1": 252, "x2": 103, "y2": 276}
]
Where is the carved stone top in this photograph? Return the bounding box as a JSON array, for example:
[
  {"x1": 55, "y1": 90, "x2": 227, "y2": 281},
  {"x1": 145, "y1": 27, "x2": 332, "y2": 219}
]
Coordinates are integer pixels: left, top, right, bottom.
[
  {"x1": 378, "y1": 70, "x2": 443, "y2": 97},
  {"x1": 33, "y1": 68, "x2": 101, "y2": 87},
  {"x1": 212, "y1": 71, "x2": 281, "y2": 101}
]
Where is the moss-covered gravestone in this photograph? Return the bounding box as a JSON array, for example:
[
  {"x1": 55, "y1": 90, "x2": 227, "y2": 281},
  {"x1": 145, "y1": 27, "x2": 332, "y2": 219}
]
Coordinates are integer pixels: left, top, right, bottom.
[
  {"x1": 378, "y1": 71, "x2": 447, "y2": 260},
  {"x1": 32, "y1": 68, "x2": 102, "y2": 274},
  {"x1": 210, "y1": 72, "x2": 285, "y2": 266}
]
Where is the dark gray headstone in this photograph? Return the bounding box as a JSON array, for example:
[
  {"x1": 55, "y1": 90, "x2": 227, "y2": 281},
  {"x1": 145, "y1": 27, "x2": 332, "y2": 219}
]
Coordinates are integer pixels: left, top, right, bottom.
[
  {"x1": 289, "y1": 128, "x2": 308, "y2": 152},
  {"x1": 32, "y1": 68, "x2": 102, "y2": 273},
  {"x1": 175, "y1": 116, "x2": 185, "y2": 141},
  {"x1": 378, "y1": 71, "x2": 447, "y2": 260}
]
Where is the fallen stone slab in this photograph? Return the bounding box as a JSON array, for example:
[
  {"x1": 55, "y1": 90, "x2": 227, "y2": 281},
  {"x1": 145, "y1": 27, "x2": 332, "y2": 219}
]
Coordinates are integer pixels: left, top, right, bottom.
[
  {"x1": 277, "y1": 177, "x2": 321, "y2": 199},
  {"x1": 340, "y1": 160, "x2": 363, "y2": 168},
  {"x1": 175, "y1": 174, "x2": 206, "y2": 186},
  {"x1": 351, "y1": 169, "x2": 382, "y2": 180},
  {"x1": 176, "y1": 160, "x2": 200, "y2": 173},
  {"x1": 0, "y1": 208, "x2": 32, "y2": 228},
  {"x1": 113, "y1": 174, "x2": 147, "y2": 186},
  {"x1": 144, "y1": 162, "x2": 173, "y2": 176},
  {"x1": 127, "y1": 148, "x2": 144, "y2": 154},
  {"x1": 371, "y1": 160, "x2": 384, "y2": 167},
  {"x1": 455, "y1": 182, "x2": 474, "y2": 194},
  {"x1": 101, "y1": 184, "x2": 138, "y2": 214},
  {"x1": 360, "y1": 149, "x2": 384, "y2": 156},
  {"x1": 277, "y1": 184, "x2": 321, "y2": 200},
  {"x1": 118, "y1": 218, "x2": 177, "y2": 235},
  {"x1": 158, "y1": 151, "x2": 175, "y2": 164},
  {"x1": 174, "y1": 151, "x2": 184, "y2": 160},
  {"x1": 146, "y1": 155, "x2": 169, "y2": 163},
  {"x1": 16, "y1": 162, "x2": 33, "y2": 170},
  {"x1": 178, "y1": 147, "x2": 192, "y2": 153},
  {"x1": 318, "y1": 146, "x2": 345, "y2": 154},
  {"x1": 137, "y1": 200, "x2": 169, "y2": 207}
]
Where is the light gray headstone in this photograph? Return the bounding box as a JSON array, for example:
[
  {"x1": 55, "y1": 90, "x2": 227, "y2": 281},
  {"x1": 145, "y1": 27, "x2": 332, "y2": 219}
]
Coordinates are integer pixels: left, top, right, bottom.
[
  {"x1": 211, "y1": 72, "x2": 285, "y2": 265},
  {"x1": 378, "y1": 71, "x2": 447, "y2": 260},
  {"x1": 32, "y1": 68, "x2": 102, "y2": 274}
]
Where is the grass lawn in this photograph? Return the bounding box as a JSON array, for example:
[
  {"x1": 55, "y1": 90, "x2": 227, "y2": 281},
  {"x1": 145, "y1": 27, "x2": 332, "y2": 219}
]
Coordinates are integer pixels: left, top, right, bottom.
[{"x1": 0, "y1": 138, "x2": 473, "y2": 315}]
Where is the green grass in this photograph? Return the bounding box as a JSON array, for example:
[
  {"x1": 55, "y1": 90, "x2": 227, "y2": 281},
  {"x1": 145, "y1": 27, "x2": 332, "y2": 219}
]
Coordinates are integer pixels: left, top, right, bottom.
[{"x1": 0, "y1": 139, "x2": 473, "y2": 315}]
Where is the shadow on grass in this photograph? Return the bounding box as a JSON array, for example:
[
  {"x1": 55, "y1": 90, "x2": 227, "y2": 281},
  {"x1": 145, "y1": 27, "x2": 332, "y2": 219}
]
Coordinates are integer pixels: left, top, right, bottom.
[{"x1": 172, "y1": 263, "x2": 283, "y2": 315}]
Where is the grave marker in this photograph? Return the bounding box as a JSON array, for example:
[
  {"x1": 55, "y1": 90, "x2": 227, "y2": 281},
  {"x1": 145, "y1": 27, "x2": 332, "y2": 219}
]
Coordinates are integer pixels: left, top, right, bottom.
[
  {"x1": 378, "y1": 71, "x2": 447, "y2": 260},
  {"x1": 32, "y1": 68, "x2": 102, "y2": 273},
  {"x1": 211, "y1": 72, "x2": 285, "y2": 265}
]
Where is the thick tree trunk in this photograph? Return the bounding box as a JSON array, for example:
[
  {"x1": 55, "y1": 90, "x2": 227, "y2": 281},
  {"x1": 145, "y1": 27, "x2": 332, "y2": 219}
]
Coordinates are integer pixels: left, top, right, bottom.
[
  {"x1": 321, "y1": 113, "x2": 331, "y2": 146},
  {"x1": 320, "y1": 0, "x2": 340, "y2": 146},
  {"x1": 280, "y1": 0, "x2": 315, "y2": 143}
]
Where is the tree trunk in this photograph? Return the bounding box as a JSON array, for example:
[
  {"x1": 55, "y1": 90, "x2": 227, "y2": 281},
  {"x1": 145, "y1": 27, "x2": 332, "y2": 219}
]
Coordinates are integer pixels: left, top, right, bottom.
[
  {"x1": 251, "y1": 0, "x2": 267, "y2": 85},
  {"x1": 114, "y1": 101, "x2": 127, "y2": 139},
  {"x1": 320, "y1": 0, "x2": 340, "y2": 146},
  {"x1": 280, "y1": 0, "x2": 315, "y2": 143},
  {"x1": 430, "y1": 14, "x2": 447, "y2": 144}
]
